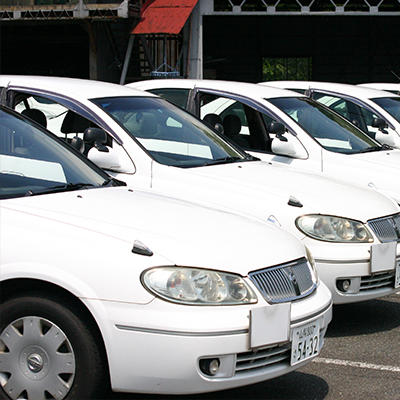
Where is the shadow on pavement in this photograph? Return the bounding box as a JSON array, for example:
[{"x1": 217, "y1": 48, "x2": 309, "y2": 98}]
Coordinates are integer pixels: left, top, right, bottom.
[
  {"x1": 111, "y1": 371, "x2": 328, "y2": 400},
  {"x1": 327, "y1": 294, "x2": 400, "y2": 338}
]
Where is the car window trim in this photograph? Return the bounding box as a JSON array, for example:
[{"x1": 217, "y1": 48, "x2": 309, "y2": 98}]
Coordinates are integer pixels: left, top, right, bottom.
[
  {"x1": 4, "y1": 85, "x2": 124, "y2": 145},
  {"x1": 308, "y1": 88, "x2": 396, "y2": 130}
]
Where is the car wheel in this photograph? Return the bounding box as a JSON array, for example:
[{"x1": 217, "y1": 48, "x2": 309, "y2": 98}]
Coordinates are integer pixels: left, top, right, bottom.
[{"x1": 0, "y1": 294, "x2": 108, "y2": 400}]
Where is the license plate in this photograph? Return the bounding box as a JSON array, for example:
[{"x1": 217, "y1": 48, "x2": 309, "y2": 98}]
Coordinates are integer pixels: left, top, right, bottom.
[
  {"x1": 291, "y1": 320, "x2": 320, "y2": 366},
  {"x1": 395, "y1": 260, "x2": 400, "y2": 288}
]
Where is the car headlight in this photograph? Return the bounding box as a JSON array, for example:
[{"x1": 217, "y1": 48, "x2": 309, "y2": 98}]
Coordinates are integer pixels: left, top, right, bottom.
[
  {"x1": 296, "y1": 215, "x2": 373, "y2": 243},
  {"x1": 142, "y1": 267, "x2": 258, "y2": 305}
]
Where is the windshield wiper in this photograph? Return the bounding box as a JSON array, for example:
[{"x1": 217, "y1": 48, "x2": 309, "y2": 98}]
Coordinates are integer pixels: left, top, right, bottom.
[
  {"x1": 101, "y1": 177, "x2": 127, "y2": 187},
  {"x1": 26, "y1": 182, "x2": 95, "y2": 196},
  {"x1": 358, "y1": 143, "x2": 393, "y2": 153},
  {"x1": 244, "y1": 153, "x2": 260, "y2": 161},
  {"x1": 202, "y1": 156, "x2": 242, "y2": 166}
]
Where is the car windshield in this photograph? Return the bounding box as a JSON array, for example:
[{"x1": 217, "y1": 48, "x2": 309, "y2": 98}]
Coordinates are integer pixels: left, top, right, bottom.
[
  {"x1": 0, "y1": 107, "x2": 112, "y2": 199},
  {"x1": 268, "y1": 97, "x2": 379, "y2": 154},
  {"x1": 371, "y1": 97, "x2": 400, "y2": 123},
  {"x1": 91, "y1": 96, "x2": 245, "y2": 167}
]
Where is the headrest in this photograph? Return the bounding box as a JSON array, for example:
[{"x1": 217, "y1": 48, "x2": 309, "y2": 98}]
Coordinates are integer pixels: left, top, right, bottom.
[
  {"x1": 203, "y1": 113, "x2": 223, "y2": 127},
  {"x1": 21, "y1": 108, "x2": 47, "y2": 128},
  {"x1": 61, "y1": 110, "x2": 92, "y2": 133},
  {"x1": 223, "y1": 114, "x2": 242, "y2": 136}
]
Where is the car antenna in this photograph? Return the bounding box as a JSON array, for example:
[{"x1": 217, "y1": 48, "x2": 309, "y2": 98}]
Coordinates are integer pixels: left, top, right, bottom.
[{"x1": 391, "y1": 71, "x2": 400, "y2": 82}]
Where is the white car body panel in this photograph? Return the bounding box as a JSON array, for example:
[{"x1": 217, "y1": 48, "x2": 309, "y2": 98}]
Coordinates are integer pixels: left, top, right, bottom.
[{"x1": 2, "y1": 76, "x2": 400, "y2": 306}]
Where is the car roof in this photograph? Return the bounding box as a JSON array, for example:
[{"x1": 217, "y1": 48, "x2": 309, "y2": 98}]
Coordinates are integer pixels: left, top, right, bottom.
[
  {"x1": 0, "y1": 75, "x2": 157, "y2": 100},
  {"x1": 358, "y1": 83, "x2": 400, "y2": 93},
  {"x1": 129, "y1": 79, "x2": 306, "y2": 101},
  {"x1": 261, "y1": 80, "x2": 398, "y2": 100}
]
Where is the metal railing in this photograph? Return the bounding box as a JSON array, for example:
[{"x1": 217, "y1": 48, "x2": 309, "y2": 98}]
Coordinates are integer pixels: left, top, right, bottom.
[{"x1": 0, "y1": 1, "x2": 135, "y2": 6}]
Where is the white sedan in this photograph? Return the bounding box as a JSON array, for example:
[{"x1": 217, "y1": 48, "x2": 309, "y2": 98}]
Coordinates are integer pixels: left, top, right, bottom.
[
  {"x1": 0, "y1": 105, "x2": 333, "y2": 398},
  {"x1": 130, "y1": 78, "x2": 400, "y2": 202},
  {"x1": 264, "y1": 80, "x2": 400, "y2": 149},
  {"x1": 2, "y1": 75, "x2": 400, "y2": 306}
]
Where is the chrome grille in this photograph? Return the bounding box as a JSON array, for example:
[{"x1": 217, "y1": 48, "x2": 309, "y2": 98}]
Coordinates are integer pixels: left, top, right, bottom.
[
  {"x1": 235, "y1": 344, "x2": 291, "y2": 375},
  {"x1": 360, "y1": 271, "x2": 395, "y2": 291},
  {"x1": 248, "y1": 257, "x2": 317, "y2": 303},
  {"x1": 368, "y1": 214, "x2": 400, "y2": 243}
]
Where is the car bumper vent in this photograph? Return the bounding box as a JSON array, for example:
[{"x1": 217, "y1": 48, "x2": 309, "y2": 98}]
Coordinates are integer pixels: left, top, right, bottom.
[
  {"x1": 360, "y1": 271, "x2": 395, "y2": 291},
  {"x1": 248, "y1": 257, "x2": 317, "y2": 304},
  {"x1": 235, "y1": 344, "x2": 291, "y2": 375},
  {"x1": 368, "y1": 213, "x2": 400, "y2": 243},
  {"x1": 234, "y1": 325, "x2": 327, "y2": 375}
]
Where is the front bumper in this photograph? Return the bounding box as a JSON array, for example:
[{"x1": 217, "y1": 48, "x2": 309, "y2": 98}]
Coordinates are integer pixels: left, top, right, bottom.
[
  {"x1": 85, "y1": 282, "x2": 332, "y2": 395},
  {"x1": 306, "y1": 239, "x2": 400, "y2": 304}
]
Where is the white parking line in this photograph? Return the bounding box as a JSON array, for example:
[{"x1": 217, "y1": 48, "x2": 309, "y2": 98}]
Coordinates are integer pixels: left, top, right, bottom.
[{"x1": 314, "y1": 357, "x2": 400, "y2": 372}]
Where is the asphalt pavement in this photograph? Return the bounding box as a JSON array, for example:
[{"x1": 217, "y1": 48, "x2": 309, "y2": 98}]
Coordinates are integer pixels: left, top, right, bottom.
[{"x1": 111, "y1": 293, "x2": 400, "y2": 400}]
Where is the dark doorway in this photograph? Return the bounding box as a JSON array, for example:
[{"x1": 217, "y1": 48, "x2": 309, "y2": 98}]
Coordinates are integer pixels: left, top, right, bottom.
[
  {"x1": 0, "y1": 23, "x2": 89, "y2": 78},
  {"x1": 203, "y1": 15, "x2": 400, "y2": 84}
]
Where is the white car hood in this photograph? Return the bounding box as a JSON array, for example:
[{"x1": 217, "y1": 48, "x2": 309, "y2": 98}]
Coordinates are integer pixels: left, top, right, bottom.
[
  {"x1": 1, "y1": 187, "x2": 305, "y2": 275},
  {"x1": 159, "y1": 160, "x2": 399, "y2": 225},
  {"x1": 319, "y1": 149, "x2": 400, "y2": 203}
]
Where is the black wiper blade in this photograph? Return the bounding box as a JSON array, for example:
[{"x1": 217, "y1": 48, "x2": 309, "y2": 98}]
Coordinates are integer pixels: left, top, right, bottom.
[
  {"x1": 244, "y1": 153, "x2": 260, "y2": 161},
  {"x1": 26, "y1": 182, "x2": 94, "y2": 196},
  {"x1": 101, "y1": 177, "x2": 127, "y2": 187},
  {"x1": 358, "y1": 144, "x2": 392, "y2": 153},
  {"x1": 202, "y1": 156, "x2": 242, "y2": 166}
]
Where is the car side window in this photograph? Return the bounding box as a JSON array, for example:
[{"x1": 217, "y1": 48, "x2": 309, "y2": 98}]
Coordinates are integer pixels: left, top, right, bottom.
[
  {"x1": 12, "y1": 93, "x2": 134, "y2": 171},
  {"x1": 147, "y1": 88, "x2": 190, "y2": 109},
  {"x1": 312, "y1": 92, "x2": 378, "y2": 139},
  {"x1": 15, "y1": 95, "x2": 68, "y2": 135},
  {"x1": 312, "y1": 93, "x2": 351, "y2": 119},
  {"x1": 14, "y1": 95, "x2": 97, "y2": 144},
  {"x1": 198, "y1": 94, "x2": 270, "y2": 151}
]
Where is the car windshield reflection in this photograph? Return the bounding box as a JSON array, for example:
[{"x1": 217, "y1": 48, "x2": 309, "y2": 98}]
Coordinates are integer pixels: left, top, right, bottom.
[
  {"x1": 372, "y1": 97, "x2": 400, "y2": 123},
  {"x1": 268, "y1": 97, "x2": 380, "y2": 154},
  {"x1": 0, "y1": 108, "x2": 111, "y2": 199},
  {"x1": 91, "y1": 97, "x2": 245, "y2": 167}
]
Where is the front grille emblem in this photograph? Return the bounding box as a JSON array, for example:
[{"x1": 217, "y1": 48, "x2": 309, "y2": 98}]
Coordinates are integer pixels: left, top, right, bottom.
[{"x1": 286, "y1": 267, "x2": 301, "y2": 296}]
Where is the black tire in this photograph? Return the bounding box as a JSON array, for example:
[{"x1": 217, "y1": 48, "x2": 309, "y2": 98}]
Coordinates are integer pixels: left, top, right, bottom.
[{"x1": 0, "y1": 293, "x2": 109, "y2": 400}]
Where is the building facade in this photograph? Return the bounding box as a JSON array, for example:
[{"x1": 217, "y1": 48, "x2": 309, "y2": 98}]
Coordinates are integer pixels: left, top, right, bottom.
[{"x1": 1, "y1": 0, "x2": 400, "y2": 84}]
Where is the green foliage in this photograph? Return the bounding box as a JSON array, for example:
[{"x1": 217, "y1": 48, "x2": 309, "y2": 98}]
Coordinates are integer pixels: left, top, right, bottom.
[{"x1": 262, "y1": 57, "x2": 312, "y2": 81}]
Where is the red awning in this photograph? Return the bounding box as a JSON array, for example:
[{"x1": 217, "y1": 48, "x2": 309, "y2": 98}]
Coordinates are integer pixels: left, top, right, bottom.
[{"x1": 131, "y1": 0, "x2": 198, "y2": 35}]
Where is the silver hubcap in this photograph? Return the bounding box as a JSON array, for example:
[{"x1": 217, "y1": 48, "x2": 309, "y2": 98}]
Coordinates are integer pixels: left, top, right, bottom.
[{"x1": 0, "y1": 316, "x2": 76, "y2": 400}]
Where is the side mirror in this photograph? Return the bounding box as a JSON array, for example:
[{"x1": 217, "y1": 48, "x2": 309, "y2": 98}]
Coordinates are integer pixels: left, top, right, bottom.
[
  {"x1": 84, "y1": 127, "x2": 122, "y2": 170},
  {"x1": 271, "y1": 136, "x2": 298, "y2": 156},
  {"x1": 372, "y1": 118, "x2": 388, "y2": 133},
  {"x1": 371, "y1": 118, "x2": 398, "y2": 147},
  {"x1": 268, "y1": 122, "x2": 286, "y2": 139},
  {"x1": 84, "y1": 127, "x2": 109, "y2": 152},
  {"x1": 375, "y1": 130, "x2": 397, "y2": 147},
  {"x1": 269, "y1": 123, "x2": 307, "y2": 158},
  {"x1": 87, "y1": 146, "x2": 122, "y2": 171}
]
